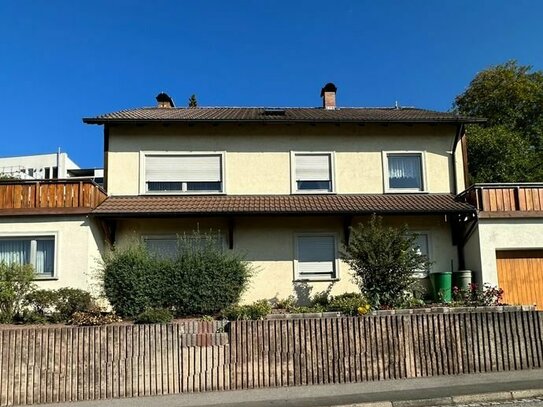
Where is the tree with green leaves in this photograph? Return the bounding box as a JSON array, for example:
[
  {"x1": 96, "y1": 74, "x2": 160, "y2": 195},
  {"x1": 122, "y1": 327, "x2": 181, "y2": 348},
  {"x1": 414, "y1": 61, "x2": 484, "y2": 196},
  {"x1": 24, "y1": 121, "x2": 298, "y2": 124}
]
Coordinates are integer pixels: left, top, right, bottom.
[
  {"x1": 341, "y1": 215, "x2": 429, "y2": 309},
  {"x1": 188, "y1": 94, "x2": 198, "y2": 108},
  {"x1": 454, "y1": 61, "x2": 543, "y2": 183}
]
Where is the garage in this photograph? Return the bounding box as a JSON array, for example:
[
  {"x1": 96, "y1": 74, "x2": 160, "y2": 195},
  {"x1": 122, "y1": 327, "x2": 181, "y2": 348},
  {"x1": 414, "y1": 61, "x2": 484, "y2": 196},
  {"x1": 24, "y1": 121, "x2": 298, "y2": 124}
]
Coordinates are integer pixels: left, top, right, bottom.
[{"x1": 496, "y1": 250, "x2": 543, "y2": 310}]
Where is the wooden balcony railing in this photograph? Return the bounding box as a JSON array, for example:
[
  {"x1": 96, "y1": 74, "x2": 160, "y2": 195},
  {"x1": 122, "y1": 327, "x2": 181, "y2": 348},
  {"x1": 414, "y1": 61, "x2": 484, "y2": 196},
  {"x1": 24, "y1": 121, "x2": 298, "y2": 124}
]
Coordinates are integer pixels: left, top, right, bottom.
[
  {"x1": 458, "y1": 183, "x2": 543, "y2": 217},
  {"x1": 0, "y1": 180, "x2": 107, "y2": 215}
]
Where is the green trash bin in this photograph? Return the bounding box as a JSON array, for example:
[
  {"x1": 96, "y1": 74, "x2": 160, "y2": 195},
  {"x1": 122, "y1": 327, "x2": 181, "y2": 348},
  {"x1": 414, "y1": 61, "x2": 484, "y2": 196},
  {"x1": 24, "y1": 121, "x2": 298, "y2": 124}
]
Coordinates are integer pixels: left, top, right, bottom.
[
  {"x1": 430, "y1": 272, "x2": 452, "y2": 303},
  {"x1": 453, "y1": 270, "x2": 472, "y2": 290}
]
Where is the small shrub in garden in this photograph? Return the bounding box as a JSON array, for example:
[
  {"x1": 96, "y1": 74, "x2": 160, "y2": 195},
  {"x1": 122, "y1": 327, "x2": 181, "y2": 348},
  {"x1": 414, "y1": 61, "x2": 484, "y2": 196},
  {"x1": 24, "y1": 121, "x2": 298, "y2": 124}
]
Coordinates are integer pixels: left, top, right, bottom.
[
  {"x1": 134, "y1": 308, "x2": 173, "y2": 324},
  {"x1": 55, "y1": 288, "x2": 94, "y2": 320},
  {"x1": 0, "y1": 262, "x2": 35, "y2": 323},
  {"x1": 341, "y1": 215, "x2": 430, "y2": 309},
  {"x1": 222, "y1": 300, "x2": 271, "y2": 320},
  {"x1": 327, "y1": 293, "x2": 368, "y2": 316},
  {"x1": 25, "y1": 289, "x2": 59, "y2": 317},
  {"x1": 452, "y1": 283, "x2": 504, "y2": 306}
]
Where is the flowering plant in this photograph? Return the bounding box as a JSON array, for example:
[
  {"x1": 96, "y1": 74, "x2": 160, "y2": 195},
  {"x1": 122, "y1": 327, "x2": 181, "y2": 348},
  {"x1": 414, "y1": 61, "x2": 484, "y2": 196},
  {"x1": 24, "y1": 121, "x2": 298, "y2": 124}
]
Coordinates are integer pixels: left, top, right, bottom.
[{"x1": 452, "y1": 283, "x2": 504, "y2": 306}]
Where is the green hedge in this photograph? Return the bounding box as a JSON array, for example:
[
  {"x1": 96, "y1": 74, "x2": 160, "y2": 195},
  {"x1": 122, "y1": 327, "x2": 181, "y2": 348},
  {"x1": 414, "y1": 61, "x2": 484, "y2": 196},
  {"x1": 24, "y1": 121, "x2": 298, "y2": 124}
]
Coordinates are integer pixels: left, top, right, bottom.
[{"x1": 103, "y1": 234, "x2": 252, "y2": 317}]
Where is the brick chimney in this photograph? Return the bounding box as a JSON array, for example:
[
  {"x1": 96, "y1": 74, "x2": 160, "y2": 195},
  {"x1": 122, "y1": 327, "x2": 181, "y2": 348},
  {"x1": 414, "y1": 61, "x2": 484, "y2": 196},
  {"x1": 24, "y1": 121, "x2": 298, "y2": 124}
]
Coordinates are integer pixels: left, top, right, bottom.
[
  {"x1": 320, "y1": 83, "x2": 337, "y2": 110},
  {"x1": 156, "y1": 92, "x2": 175, "y2": 108}
]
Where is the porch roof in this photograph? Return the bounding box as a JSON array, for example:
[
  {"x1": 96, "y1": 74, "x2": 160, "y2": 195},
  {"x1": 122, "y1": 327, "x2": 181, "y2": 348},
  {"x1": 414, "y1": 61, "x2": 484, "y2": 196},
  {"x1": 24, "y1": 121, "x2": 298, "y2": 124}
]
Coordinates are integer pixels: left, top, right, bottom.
[{"x1": 92, "y1": 194, "x2": 475, "y2": 217}]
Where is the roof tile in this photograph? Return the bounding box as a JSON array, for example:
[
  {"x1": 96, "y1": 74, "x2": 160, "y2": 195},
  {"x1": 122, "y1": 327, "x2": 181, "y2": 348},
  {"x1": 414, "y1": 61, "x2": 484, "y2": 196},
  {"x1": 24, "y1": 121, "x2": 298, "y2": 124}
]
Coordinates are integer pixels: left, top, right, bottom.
[
  {"x1": 92, "y1": 194, "x2": 474, "y2": 216},
  {"x1": 83, "y1": 107, "x2": 483, "y2": 124}
]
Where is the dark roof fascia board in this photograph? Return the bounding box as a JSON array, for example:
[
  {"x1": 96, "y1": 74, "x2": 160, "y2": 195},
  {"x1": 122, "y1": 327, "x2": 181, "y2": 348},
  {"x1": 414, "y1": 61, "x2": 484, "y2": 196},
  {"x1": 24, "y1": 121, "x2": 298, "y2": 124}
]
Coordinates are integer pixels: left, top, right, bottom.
[{"x1": 83, "y1": 117, "x2": 486, "y2": 125}]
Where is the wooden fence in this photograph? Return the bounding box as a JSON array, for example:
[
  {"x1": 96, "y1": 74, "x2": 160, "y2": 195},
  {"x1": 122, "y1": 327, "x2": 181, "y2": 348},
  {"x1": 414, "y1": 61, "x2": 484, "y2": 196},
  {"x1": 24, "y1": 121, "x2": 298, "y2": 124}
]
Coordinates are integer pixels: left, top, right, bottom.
[{"x1": 0, "y1": 312, "x2": 542, "y2": 406}]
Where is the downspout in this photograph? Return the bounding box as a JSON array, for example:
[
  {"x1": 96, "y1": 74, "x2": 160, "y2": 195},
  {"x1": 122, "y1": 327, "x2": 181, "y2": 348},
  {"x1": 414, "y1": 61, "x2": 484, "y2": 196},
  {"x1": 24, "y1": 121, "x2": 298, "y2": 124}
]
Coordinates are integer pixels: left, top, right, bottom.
[{"x1": 451, "y1": 123, "x2": 465, "y2": 196}]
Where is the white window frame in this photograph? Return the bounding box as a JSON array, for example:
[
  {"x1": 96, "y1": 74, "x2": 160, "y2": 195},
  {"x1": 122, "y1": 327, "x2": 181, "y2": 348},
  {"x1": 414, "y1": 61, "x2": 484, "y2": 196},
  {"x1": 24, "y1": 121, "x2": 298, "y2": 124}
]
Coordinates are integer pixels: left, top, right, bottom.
[
  {"x1": 290, "y1": 151, "x2": 336, "y2": 194},
  {"x1": 0, "y1": 232, "x2": 58, "y2": 280},
  {"x1": 382, "y1": 151, "x2": 427, "y2": 193},
  {"x1": 412, "y1": 231, "x2": 432, "y2": 278},
  {"x1": 140, "y1": 151, "x2": 226, "y2": 195},
  {"x1": 293, "y1": 232, "x2": 340, "y2": 282}
]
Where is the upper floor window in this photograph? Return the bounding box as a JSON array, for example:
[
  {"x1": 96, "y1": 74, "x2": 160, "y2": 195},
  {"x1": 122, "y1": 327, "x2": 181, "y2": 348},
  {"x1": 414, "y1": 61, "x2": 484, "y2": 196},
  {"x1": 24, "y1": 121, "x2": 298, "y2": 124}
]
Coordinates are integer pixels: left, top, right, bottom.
[
  {"x1": 384, "y1": 152, "x2": 425, "y2": 192},
  {"x1": 144, "y1": 153, "x2": 223, "y2": 194},
  {"x1": 0, "y1": 236, "x2": 55, "y2": 278},
  {"x1": 293, "y1": 153, "x2": 334, "y2": 193}
]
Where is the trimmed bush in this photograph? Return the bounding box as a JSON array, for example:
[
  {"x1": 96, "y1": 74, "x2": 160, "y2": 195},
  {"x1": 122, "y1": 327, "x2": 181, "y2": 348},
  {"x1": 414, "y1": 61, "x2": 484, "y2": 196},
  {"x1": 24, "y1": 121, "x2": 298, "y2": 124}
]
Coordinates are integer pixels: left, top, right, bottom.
[
  {"x1": 0, "y1": 262, "x2": 35, "y2": 323},
  {"x1": 25, "y1": 289, "x2": 59, "y2": 317},
  {"x1": 327, "y1": 293, "x2": 368, "y2": 316},
  {"x1": 103, "y1": 232, "x2": 252, "y2": 317},
  {"x1": 222, "y1": 300, "x2": 271, "y2": 320},
  {"x1": 55, "y1": 288, "x2": 94, "y2": 320},
  {"x1": 135, "y1": 308, "x2": 173, "y2": 324}
]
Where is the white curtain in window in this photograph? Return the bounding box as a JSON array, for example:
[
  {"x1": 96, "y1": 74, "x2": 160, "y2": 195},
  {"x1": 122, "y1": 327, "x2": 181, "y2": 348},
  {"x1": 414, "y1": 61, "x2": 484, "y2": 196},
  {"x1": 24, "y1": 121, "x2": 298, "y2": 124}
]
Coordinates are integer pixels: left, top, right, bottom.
[
  {"x1": 297, "y1": 235, "x2": 335, "y2": 278},
  {"x1": 146, "y1": 155, "x2": 221, "y2": 182},
  {"x1": 0, "y1": 240, "x2": 30, "y2": 265},
  {"x1": 388, "y1": 155, "x2": 422, "y2": 184},
  {"x1": 145, "y1": 238, "x2": 178, "y2": 259},
  {"x1": 296, "y1": 154, "x2": 330, "y2": 181},
  {"x1": 36, "y1": 240, "x2": 54, "y2": 275}
]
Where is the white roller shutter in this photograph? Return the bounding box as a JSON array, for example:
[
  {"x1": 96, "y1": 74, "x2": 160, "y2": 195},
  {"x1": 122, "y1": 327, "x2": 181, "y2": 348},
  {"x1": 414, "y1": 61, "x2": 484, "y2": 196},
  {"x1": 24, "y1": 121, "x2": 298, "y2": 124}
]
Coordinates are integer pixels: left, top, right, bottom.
[
  {"x1": 145, "y1": 155, "x2": 221, "y2": 182},
  {"x1": 295, "y1": 154, "x2": 330, "y2": 181},
  {"x1": 297, "y1": 235, "x2": 336, "y2": 279}
]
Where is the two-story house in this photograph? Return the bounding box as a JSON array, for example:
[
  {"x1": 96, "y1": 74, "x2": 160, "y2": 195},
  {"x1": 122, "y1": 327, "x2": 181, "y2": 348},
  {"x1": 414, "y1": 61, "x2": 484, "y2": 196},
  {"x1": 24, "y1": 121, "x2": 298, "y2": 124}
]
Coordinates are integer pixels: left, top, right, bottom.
[{"x1": 80, "y1": 84, "x2": 480, "y2": 302}]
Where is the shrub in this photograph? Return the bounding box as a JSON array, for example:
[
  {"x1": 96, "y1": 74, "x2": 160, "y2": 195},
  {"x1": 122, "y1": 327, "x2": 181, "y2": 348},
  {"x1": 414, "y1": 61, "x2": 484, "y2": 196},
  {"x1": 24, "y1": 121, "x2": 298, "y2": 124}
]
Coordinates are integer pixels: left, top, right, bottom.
[
  {"x1": 69, "y1": 310, "x2": 121, "y2": 326},
  {"x1": 25, "y1": 289, "x2": 59, "y2": 317},
  {"x1": 341, "y1": 215, "x2": 430, "y2": 308},
  {"x1": 103, "y1": 244, "x2": 172, "y2": 316},
  {"x1": 103, "y1": 232, "x2": 252, "y2": 317},
  {"x1": 55, "y1": 288, "x2": 94, "y2": 320},
  {"x1": 0, "y1": 262, "x2": 35, "y2": 323},
  {"x1": 452, "y1": 283, "x2": 504, "y2": 306},
  {"x1": 327, "y1": 293, "x2": 368, "y2": 316},
  {"x1": 222, "y1": 300, "x2": 271, "y2": 320},
  {"x1": 134, "y1": 308, "x2": 173, "y2": 324}
]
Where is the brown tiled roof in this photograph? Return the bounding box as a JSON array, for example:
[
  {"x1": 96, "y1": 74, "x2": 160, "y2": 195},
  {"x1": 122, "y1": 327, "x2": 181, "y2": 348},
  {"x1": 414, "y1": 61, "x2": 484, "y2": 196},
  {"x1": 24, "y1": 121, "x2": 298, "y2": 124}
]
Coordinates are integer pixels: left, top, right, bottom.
[
  {"x1": 83, "y1": 107, "x2": 484, "y2": 124},
  {"x1": 92, "y1": 194, "x2": 474, "y2": 217}
]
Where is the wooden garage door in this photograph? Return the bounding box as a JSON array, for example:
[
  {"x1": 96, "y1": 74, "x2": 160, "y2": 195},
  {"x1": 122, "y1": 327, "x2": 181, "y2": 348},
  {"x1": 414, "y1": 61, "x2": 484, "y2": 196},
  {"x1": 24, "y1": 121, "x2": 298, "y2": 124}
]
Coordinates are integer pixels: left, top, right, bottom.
[{"x1": 496, "y1": 250, "x2": 543, "y2": 310}]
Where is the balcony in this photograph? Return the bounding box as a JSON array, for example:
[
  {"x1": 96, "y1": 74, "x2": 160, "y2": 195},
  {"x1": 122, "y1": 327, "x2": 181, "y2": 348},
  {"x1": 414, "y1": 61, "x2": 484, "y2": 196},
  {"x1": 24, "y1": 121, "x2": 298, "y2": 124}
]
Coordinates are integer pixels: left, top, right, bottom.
[
  {"x1": 0, "y1": 179, "x2": 107, "y2": 216},
  {"x1": 458, "y1": 183, "x2": 543, "y2": 218}
]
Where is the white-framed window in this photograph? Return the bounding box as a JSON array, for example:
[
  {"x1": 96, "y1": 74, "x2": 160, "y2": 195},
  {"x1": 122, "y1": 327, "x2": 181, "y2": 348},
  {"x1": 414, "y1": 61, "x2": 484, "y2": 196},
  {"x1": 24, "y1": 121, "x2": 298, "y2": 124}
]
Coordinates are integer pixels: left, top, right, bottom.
[
  {"x1": 294, "y1": 233, "x2": 338, "y2": 281},
  {"x1": 0, "y1": 236, "x2": 56, "y2": 278},
  {"x1": 291, "y1": 152, "x2": 335, "y2": 193},
  {"x1": 144, "y1": 233, "x2": 225, "y2": 259},
  {"x1": 141, "y1": 152, "x2": 224, "y2": 194},
  {"x1": 383, "y1": 152, "x2": 426, "y2": 192},
  {"x1": 412, "y1": 232, "x2": 430, "y2": 278}
]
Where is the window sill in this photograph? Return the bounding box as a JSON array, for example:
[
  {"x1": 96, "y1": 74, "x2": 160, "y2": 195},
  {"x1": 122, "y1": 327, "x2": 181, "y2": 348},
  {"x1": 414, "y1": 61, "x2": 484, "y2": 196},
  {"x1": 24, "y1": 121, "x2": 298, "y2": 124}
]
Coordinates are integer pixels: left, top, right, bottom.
[
  {"x1": 33, "y1": 276, "x2": 58, "y2": 281},
  {"x1": 384, "y1": 190, "x2": 428, "y2": 194},
  {"x1": 143, "y1": 191, "x2": 226, "y2": 196},
  {"x1": 292, "y1": 191, "x2": 336, "y2": 195},
  {"x1": 294, "y1": 277, "x2": 340, "y2": 283}
]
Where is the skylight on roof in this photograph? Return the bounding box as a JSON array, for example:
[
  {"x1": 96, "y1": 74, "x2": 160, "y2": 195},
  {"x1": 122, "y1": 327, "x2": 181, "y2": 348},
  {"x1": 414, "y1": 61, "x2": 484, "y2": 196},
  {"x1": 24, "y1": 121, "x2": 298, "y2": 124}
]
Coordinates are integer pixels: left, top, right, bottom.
[{"x1": 262, "y1": 108, "x2": 286, "y2": 116}]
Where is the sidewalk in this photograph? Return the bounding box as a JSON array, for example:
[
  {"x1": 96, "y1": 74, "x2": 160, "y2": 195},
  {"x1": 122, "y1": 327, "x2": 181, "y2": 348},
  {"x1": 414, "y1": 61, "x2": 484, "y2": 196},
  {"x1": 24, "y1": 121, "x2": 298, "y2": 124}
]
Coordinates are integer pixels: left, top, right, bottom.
[{"x1": 39, "y1": 369, "x2": 543, "y2": 407}]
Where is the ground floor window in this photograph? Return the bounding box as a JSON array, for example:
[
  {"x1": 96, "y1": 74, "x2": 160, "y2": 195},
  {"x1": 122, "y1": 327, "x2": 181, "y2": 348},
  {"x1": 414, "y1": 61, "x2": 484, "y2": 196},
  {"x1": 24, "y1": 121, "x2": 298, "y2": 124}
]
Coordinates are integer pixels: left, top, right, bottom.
[
  {"x1": 0, "y1": 236, "x2": 55, "y2": 278},
  {"x1": 295, "y1": 233, "x2": 338, "y2": 281},
  {"x1": 144, "y1": 233, "x2": 224, "y2": 259}
]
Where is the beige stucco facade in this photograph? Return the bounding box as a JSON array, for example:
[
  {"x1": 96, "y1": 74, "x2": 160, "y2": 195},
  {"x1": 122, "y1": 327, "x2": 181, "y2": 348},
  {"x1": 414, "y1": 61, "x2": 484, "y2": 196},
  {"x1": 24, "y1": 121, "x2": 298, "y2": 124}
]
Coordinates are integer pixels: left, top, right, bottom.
[
  {"x1": 106, "y1": 123, "x2": 465, "y2": 196},
  {"x1": 464, "y1": 218, "x2": 543, "y2": 286},
  {"x1": 0, "y1": 216, "x2": 104, "y2": 295},
  {"x1": 113, "y1": 214, "x2": 456, "y2": 303}
]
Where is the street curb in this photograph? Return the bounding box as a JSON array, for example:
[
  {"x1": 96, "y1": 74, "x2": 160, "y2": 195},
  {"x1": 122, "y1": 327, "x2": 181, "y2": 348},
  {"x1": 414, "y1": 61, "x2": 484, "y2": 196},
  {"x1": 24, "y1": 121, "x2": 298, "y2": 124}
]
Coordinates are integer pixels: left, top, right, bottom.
[{"x1": 335, "y1": 387, "x2": 543, "y2": 407}]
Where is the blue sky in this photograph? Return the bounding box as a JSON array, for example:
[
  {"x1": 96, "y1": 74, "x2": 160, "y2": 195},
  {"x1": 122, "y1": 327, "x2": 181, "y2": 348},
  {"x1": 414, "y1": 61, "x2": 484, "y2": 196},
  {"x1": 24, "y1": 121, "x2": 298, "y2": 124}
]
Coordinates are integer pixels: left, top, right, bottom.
[{"x1": 1, "y1": 1, "x2": 542, "y2": 168}]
